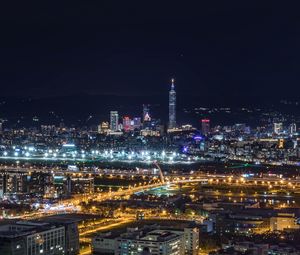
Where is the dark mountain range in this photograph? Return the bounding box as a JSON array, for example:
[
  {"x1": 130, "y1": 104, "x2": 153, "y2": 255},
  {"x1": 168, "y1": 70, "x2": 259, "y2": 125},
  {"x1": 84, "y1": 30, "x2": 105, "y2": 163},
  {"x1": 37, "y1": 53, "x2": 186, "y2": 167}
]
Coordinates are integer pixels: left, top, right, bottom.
[{"x1": 0, "y1": 94, "x2": 299, "y2": 128}]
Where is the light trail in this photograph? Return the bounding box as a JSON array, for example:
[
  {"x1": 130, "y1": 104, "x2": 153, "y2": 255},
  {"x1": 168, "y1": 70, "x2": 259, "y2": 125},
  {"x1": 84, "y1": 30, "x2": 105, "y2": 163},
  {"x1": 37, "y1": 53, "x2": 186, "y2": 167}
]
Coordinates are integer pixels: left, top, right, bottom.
[{"x1": 80, "y1": 217, "x2": 135, "y2": 236}]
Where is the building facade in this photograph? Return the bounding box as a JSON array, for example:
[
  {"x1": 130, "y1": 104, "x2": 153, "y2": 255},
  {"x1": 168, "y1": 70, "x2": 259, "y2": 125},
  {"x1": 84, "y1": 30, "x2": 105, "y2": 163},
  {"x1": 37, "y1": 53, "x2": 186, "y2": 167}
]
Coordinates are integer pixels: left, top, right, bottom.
[
  {"x1": 92, "y1": 226, "x2": 199, "y2": 255},
  {"x1": 110, "y1": 111, "x2": 119, "y2": 131},
  {"x1": 0, "y1": 222, "x2": 66, "y2": 255},
  {"x1": 0, "y1": 170, "x2": 28, "y2": 198},
  {"x1": 201, "y1": 119, "x2": 210, "y2": 136}
]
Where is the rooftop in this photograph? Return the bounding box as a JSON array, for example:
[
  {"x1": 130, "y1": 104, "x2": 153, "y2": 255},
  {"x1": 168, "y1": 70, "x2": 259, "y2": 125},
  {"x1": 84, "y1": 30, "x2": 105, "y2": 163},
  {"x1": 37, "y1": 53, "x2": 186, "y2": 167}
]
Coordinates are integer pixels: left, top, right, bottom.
[{"x1": 140, "y1": 230, "x2": 180, "y2": 242}]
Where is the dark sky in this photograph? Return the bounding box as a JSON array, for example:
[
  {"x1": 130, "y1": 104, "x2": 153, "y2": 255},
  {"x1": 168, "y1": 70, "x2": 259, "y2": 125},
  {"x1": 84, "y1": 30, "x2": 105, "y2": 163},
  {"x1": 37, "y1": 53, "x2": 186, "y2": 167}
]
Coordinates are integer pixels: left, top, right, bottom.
[{"x1": 1, "y1": 1, "x2": 300, "y2": 101}]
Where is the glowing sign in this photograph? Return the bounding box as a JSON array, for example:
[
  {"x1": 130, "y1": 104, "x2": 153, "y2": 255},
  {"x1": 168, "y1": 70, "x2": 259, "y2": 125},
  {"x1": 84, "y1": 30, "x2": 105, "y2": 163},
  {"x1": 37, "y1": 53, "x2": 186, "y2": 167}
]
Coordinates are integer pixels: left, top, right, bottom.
[{"x1": 193, "y1": 136, "x2": 203, "y2": 140}]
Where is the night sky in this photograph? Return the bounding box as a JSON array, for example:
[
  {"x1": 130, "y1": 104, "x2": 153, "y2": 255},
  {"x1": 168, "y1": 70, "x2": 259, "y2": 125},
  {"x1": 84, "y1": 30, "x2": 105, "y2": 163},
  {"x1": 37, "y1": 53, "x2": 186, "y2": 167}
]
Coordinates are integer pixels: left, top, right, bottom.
[{"x1": 1, "y1": 2, "x2": 300, "y2": 102}]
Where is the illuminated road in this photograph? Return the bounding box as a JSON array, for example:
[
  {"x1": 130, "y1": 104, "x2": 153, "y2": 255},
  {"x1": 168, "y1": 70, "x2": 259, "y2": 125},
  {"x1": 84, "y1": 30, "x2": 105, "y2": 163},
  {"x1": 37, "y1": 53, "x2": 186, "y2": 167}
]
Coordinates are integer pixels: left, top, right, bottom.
[
  {"x1": 2, "y1": 164, "x2": 299, "y2": 186},
  {"x1": 80, "y1": 249, "x2": 91, "y2": 255},
  {"x1": 80, "y1": 217, "x2": 135, "y2": 240},
  {"x1": 15, "y1": 172, "x2": 300, "y2": 220},
  {"x1": 15, "y1": 182, "x2": 165, "y2": 220},
  {"x1": 79, "y1": 217, "x2": 135, "y2": 255},
  {"x1": 169, "y1": 174, "x2": 300, "y2": 188}
]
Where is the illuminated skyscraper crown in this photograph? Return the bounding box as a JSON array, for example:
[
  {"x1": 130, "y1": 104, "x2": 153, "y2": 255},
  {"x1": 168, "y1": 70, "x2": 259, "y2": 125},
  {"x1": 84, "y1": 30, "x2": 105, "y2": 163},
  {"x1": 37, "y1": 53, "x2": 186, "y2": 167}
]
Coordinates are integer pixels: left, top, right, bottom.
[{"x1": 171, "y1": 78, "x2": 175, "y2": 90}]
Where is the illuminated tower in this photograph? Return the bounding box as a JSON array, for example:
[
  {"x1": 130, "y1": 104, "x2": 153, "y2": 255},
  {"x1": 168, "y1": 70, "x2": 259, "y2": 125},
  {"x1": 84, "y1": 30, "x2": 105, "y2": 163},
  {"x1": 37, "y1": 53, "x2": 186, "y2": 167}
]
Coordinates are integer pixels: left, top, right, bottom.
[
  {"x1": 201, "y1": 119, "x2": 210, "y2": 135},
  {"x1": 169, "y1": 78, "x2": 176, "y2": 129},
  {"x1": 143, "y1": 104, "x2": 151, "y2": 122},
  {"x1": 273, "y1": 122, "x2": 283, "y2": 135},
  {"x1": 110, "y1": 111, "x2": 119, "y2": 131},
  {"x1": 289, "y1": 123, "x2": 297, "y2": 135},
  {"x1": 123, "y1": 116, "x2": 132, "y2": 132}
]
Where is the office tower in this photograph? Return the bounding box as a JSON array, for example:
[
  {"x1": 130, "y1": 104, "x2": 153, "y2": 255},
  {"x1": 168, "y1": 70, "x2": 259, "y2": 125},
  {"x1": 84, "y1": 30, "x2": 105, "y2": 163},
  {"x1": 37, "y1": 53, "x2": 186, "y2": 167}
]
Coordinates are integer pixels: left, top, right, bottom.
[
  {"x1": 100, "y1": 121, "x2": 109, "y2": 134},
  {"x1": 110, "y1": 111, "x2": 119, "y2": 131},
  {"x1": 273, "y1": 122, "x2": 283, "y2": 134},
  {"x1": 42, "y1": 215, "x2": 80, "y2": 255},
  {"x1": 0, "y1": 170, "x2": 28, "y2": 198},
  {"x1": 92, "y1": 225, "x2": 200, "y2": 255},
  {"x1": 132, "y1": 117, "x2": 142, "y2": 130},
  {"x1": 41, "y1": 217, "x2": 80, "y2": 255},
  {"x1": 183, "y1": 227, "x2": 200, "y2": 255},
  {"x1": 289, "y1": 123, "x2": 297, "y2": 135},
  {"x1": 169, "y1": 78, "x2": 176, "y2": 129},
  {"x1": 67, "y1": 177, "x2": 94, "y2": 194},
  {"x1": 92, "y1": 226, "x2": 199, "y2": 255},
  {"x1": 28, "y1": 172, "x2": 55, "y2": 198},
  {"x1": 0, "y1": 222, "x2": 66, "y2": 255},
  {"x1": 66, "y1": 176, "x2": 72, "y2": 195},
  {"x1": 123, "y1": 116, "x2": 132, "y2": 132},
  {"x1": 143, "y1": 104, "x2": 151, "y2": 121},
  {"x1": 97, "y1": 124, "x2": 101, "y2": 134},
  {"x1": 201, "y1": 119, "x2": 210, "y2": 135}
]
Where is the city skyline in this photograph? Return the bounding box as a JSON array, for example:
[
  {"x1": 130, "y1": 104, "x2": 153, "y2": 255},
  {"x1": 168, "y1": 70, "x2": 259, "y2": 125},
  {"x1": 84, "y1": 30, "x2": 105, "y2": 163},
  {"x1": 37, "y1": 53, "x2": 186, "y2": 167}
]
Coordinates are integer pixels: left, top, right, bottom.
[{"x1": 1, "y1": 3, "x2": 300, "y2": 255}]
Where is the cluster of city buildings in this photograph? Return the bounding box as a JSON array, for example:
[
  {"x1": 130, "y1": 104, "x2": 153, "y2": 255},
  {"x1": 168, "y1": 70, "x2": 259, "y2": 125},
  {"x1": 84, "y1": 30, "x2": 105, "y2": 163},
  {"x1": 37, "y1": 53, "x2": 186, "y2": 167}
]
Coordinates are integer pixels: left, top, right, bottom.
[
  {"x1": 0, "y1": 169, "x2": 94, "y2": 200},
  {"x1": 0, "y1": 79, "x2": 299, "y2": 167},
  {"x1": 0, "y1": 81, "x2": 300, "y2": 255},
  {"x1": 213, "y1": 242, "x2": 300, "y2": 255},
  {"x1": 99, "y1": 79, "x2": 176, "y2": 136}
]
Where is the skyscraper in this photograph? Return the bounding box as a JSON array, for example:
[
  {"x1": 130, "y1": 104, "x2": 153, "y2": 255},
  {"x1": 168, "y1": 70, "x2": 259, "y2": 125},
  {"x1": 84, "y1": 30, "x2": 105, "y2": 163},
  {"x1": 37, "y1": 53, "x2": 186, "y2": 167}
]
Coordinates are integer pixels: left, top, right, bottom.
[
  {"x1": 133, "y1": 117, "x2": 142, "y2": 129},
  {"x1": 201, "y1": 119, "x2": 210, "y2": 135},
  {"x1": 169, "y1": 78, "x2": 176, "y2": 129},
  {"x1": 289, "y1": 123, "x2": 297, "y2": 135},
  {"x1": 110, "y1": 111, "x2": 119, "y2": 131},
  {"x1": 143, "y1": 104, "x2": 151, "y2": 122},
  {"x1": 273, "y1": 122, "x2": 283, "y2": 134},
  {"x1": 123, "y1": 116, "x2": 131, "y2": 132}
]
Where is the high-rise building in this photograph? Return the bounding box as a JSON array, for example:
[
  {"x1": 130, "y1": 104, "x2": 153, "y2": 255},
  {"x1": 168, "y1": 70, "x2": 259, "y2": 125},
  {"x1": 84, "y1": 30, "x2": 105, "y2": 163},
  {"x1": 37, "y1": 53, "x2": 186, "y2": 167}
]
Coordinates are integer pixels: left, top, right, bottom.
[
  {"x1": 100, "y1": 121, "x2": 109, "y2": 134},
  {"x1": 123, "y1": 116, "x2": 132, "y2": 132},
  {"x1": 289, "y1": 123, "x2": 297, "y2": 135},
  {"x1": 169, "y1": 79, "x2": 176, "y2": 129},
  {"x1": 132, "y1": 117, "x2": 142, "y2": 130},
  {"x1": 201, "y1": 119, "x2": 210, "y2": 135},
  {"x1": 28, "y1": 172, "x2": 55, "y2": 198},
  {"x1": 97, "y1": 124, "x2": 101, "y2": 134},
  {"x1": 0, "y1": 222, "x2": 66, "y2": 255},
  {"x1": 63, "y1": 176, "x2": 94, "y2": 195},
  {"x1": 273, "y1": 122, "x2": 283, "y2": 134},
  {"x1": 143, "y1": 104, "x2": 151, "y2": 122},
  {"x1": 0, "y1": 170, "x2": 28, "y2": 198},
  {"x1": 41, "y1": 217, "x2": 80, "y2": 255},
  {"x1": 110, "y1": 111, "x2": 119, "y2": 131}
]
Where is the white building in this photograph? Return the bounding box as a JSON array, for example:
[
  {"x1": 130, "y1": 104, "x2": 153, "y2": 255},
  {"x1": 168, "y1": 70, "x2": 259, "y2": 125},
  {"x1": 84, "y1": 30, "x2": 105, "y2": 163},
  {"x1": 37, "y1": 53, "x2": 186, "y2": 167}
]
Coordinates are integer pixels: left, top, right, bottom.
[
  {"x1": 92, "y1": 226, "x2": 199, "y2": 255},
  {"x1": 273, "y1": 122, "x2": 283, "y2": 134},
  {"x1": 117, "y1": 229, "x2": 183, "y2": 255},
  {"x1": 110, "y1": 111, "x2": 119, "y2": 131}
]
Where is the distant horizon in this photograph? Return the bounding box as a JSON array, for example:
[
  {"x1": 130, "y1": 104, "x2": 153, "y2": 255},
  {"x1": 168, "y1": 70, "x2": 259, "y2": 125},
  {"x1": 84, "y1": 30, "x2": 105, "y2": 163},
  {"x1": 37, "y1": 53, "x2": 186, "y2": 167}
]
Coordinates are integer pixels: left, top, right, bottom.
[
  {"x1": 0, "y1": 93, "x2": 299, "y2": 128},
  {"x1": 0, "y1": 92, "x2": 298, "y2": 106}
]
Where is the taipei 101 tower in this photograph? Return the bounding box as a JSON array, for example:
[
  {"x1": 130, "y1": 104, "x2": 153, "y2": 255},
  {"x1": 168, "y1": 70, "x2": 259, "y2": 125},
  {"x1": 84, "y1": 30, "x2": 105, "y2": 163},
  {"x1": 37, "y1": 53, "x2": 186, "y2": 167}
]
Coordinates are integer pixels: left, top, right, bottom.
[{"x1": 168, "y1": 78, "x2": 176, "y2": 129}]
